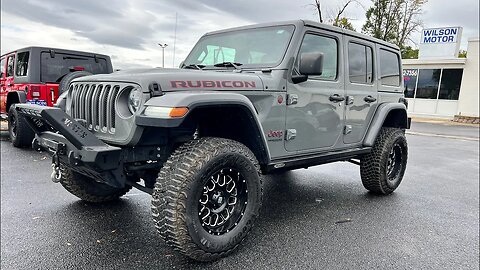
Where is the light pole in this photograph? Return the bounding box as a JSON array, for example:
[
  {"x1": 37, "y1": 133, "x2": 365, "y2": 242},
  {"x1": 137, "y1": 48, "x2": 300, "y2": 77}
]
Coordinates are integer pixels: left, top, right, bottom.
[{"x1": 158, "y1": 43, "x2": 168, "y2": 68}]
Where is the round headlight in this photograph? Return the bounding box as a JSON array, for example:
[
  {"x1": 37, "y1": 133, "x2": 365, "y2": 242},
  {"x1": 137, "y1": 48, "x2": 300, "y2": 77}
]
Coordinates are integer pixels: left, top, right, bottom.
[{"x1": 128, "y1": 87, "x2": 141, "y2": 113}]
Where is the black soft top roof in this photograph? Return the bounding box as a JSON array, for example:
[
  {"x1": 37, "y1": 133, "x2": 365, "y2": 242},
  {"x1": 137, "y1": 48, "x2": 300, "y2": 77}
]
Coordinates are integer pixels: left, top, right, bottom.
[{"x1": 1, "y1": 46, "x2": 110, "y2": 59}]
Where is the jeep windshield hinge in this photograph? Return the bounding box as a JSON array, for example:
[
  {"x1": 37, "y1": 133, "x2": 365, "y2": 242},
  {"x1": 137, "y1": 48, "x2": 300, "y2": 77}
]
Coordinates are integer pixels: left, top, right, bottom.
[
  {"x1": 149, "y1": 82, "x2": 163, "y2": 97},
  {"x1": 286, "y1": 94, "x2": 298, "y2": 105}
]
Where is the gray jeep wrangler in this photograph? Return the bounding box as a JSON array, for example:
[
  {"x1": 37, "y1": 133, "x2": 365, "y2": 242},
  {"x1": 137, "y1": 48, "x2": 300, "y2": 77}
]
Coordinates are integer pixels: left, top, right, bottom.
[{"x1": 17, "y1": 20, "x2": 410, "y2": 261}]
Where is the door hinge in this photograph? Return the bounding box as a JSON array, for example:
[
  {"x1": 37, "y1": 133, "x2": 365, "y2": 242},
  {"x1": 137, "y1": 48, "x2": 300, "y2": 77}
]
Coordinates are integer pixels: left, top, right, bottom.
[
  {"x1": 285, "y1": 129, "x2": 297, "y2": 141},
  {"x1": 344, "y1": 125, "x2": 352, "y2": 135},
  {"x1": 286, "y1": 94, "x2": 298, "y2": 105}
]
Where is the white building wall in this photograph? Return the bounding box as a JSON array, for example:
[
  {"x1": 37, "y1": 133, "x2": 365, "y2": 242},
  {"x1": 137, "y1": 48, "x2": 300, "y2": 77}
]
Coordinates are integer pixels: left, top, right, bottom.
[{"x1": 457, "y1": 38, "x2": 479, "y2": 117}]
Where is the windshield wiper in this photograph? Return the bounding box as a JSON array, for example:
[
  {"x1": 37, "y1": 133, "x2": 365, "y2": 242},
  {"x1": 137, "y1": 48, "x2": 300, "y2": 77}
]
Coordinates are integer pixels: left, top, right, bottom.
[
  {"x1": 213, "y1": 62, "x2": 243, "y2": 70},
  {"x1": 182, "y1": 64, "x2": 205, "y2": 70}
]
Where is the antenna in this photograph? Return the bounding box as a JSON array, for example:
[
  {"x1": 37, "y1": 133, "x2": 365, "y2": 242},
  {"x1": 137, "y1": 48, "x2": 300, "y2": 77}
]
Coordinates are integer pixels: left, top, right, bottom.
[{"x1": 173, "y1": 12, "x2": 178, "y2": 68}]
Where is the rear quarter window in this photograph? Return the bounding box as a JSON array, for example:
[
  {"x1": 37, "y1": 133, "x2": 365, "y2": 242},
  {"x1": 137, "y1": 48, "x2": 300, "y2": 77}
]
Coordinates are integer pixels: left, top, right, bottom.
[
  {"x1": 380, "y1": 49, "x2": 401, "y2": 86},
  {"x1": 16, "y1": 52, "x2": 29, "y2": 77}
]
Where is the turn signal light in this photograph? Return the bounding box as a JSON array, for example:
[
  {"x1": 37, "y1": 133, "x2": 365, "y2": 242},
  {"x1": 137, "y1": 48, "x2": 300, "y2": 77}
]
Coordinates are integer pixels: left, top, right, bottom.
[{"x1": 143, "y1": 106, "x2": 189, "y2": 118}]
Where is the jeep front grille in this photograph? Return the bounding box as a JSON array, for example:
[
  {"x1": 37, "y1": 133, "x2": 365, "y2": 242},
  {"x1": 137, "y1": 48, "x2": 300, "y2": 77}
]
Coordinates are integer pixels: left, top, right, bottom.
[{"x1": 69, "y1": 83, "x2": 121, "y2": 134}]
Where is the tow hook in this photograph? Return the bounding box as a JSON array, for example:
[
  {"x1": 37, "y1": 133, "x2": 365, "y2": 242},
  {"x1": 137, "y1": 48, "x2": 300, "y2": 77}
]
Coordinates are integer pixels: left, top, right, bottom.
[
  {"x1": 51, "y1": 164, "x2": 62, "y2": 183},
  {"x1": 51, "y1": 145, "x2": 64, "y2": 183}
]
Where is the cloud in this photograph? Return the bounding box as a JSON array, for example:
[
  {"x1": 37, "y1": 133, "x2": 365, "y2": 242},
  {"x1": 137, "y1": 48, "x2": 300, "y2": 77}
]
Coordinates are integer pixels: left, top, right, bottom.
[{"x1": 1, "y1": 0, "x2": 478, "y2": 69}]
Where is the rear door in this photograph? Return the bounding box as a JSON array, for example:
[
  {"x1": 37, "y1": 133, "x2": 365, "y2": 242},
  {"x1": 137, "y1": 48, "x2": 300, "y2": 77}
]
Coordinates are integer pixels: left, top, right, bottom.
[
  {"x1": 343, "y1": 36, "x2": 378, "y2": 144},
  {"x1": 285, "y1": 29, "x2": 345, "y2": 152}
]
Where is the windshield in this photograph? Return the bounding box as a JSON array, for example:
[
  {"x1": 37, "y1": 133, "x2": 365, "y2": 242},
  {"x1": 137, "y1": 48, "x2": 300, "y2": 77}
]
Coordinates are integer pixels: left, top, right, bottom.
[
  {"x1": 40, "y1": 52, "x2": 109, "y2": 82},
  {"x1": 183, "y1": 25, "x2": 295, "y2": 69}
]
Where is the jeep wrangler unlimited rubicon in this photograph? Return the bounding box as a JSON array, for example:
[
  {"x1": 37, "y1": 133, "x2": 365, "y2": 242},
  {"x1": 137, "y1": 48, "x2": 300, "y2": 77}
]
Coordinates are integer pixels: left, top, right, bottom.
[
  {"x1": 16, "y1": 20, "x2": 410, "y2": 261},
  {"x1": 0, "y1": 47, "x2": 113, "y2": 147}
]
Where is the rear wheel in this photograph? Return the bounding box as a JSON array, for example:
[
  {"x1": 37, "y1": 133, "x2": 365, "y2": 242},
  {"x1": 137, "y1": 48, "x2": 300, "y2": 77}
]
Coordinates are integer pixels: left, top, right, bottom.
[
  {"x1": 151, "y1": 137, "x2": 263, "y2": 261},
  {"x1": 59, "y1": 164, "x2": 132, "y2": 203},
  {"x1": 8, "y1": 105, "x2": 35, "y2": 148},
  {"x1": 360, "y1": 127, "x2": 408, "y2": 195}
]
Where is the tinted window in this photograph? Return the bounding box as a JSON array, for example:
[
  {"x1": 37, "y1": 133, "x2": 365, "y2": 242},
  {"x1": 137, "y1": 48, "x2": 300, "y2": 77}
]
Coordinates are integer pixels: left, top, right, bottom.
[
  {"x1": 16, "y1": 52, "x2": 29, "y2": 76},
  {"x1": 416, "y1": 69, "x2": 440, "y2": 99},
  {"x1": 403, "y1": 69, "x2": 418, "y2": 98},
  {"x1": 0, "y1": 58, "x2": 5, "y2": 77},
  {"x1": 380, "y1": 49, "x2": 400, "y2": 86},
  {"x1": 297, "y1": 34, "x2": 338, "y2": 80},
  {"x1": 40, "y1": 52, "x2": 109, "y2": 82},
  {"x1": 348, "y1": 42, "x2": 373, "y2": 84},
  {"x1": 6, "y1": 56, "x2": 15, "y2": 77},
  {"x1": 439, "y1": 69, "x2": 463, "y2": 100}
]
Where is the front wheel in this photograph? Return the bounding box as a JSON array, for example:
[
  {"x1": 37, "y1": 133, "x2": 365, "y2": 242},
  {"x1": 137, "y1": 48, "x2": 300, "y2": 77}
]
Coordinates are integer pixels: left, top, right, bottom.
[
  {"x1": 360, "y1": 128, "x2": 408, "y2": 195},
  {"x1": 151, "y1": 138, "x2": 263, "y2": 261},
  {"x1": 8, "y1": 105, "x2": 35, "y2": 148},
  {"x1": 59, "y1": 164, "x2": 132, "y2": 203}
]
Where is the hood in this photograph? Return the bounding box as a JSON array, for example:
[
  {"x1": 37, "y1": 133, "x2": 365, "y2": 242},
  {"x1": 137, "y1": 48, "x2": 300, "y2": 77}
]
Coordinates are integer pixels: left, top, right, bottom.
[{"x1": 73, "y1": 68, "x2": 265, "y2": 92}]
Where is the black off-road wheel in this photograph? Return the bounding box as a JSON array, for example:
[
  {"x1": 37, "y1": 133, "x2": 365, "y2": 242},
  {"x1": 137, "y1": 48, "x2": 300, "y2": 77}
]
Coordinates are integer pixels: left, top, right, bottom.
[
  {"x1": 151, "y1": 137, "x2": 263, "y2": 261},
  {"x1": 59, "y1": 164, "x2": 132, "y2": 203},
  {"x1": 360, "y1": 127, "x2": 408, "y2": 195},
  {"x1": 8, "y1": 105, "x2": 35, "y2": 148}
]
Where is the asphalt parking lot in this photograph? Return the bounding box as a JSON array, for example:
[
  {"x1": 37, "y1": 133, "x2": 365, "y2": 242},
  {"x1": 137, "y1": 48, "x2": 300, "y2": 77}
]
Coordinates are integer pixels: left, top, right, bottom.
[{"x1": 1, "y1": 123, "x2": 479, "y2": 270}]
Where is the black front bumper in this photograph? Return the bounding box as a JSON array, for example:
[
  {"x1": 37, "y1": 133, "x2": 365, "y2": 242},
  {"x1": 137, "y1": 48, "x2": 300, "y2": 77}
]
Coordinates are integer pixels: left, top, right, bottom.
[{"x1": 16, "y1": 104, "x2": 126, "y2": 188}]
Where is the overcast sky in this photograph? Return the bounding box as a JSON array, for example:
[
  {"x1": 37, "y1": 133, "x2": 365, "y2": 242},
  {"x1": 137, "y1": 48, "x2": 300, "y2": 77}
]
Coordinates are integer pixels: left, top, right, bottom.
[{"x1": 1, "y1": 0, "x2": 478, "y2": 69}]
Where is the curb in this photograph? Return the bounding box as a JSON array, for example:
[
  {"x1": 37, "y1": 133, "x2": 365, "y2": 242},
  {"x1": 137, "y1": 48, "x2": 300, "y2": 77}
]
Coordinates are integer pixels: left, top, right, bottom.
[{"x1": 406, "y1": 131, "x2": 479, "y2": 141}]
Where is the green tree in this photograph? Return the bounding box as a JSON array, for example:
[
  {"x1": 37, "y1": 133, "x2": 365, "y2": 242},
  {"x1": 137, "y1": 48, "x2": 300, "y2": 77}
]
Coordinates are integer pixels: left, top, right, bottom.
[
  {"x1": 334, "y1": 17, "x2": 356, "y2": 31},
  {"x1": 362, "y1": 0, "x2": 427, "y2": 48},
  {"x1": 458, "y1": 50, "x2": 467, "y2": 58},
  {"x1": 401, "y1": 46, "x2": 419, "y2": 59}
]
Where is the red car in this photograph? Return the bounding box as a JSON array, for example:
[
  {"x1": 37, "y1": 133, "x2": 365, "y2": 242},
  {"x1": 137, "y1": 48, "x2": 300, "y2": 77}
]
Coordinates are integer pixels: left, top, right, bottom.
[{"x1": 0, "y1": 47, "x2": 113, "y2": 147}]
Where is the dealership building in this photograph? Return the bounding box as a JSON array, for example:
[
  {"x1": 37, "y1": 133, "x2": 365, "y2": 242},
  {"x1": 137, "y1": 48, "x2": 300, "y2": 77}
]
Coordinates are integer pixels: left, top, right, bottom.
[{"x1": 402, "y1": 27, "x2": 479, "y2": 122}]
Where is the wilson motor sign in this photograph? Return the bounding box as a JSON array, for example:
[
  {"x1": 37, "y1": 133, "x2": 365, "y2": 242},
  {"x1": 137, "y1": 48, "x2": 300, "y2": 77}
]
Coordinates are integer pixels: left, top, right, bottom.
[{"x1": 419, "y1": 26, "x2": 462, "y2": 59}]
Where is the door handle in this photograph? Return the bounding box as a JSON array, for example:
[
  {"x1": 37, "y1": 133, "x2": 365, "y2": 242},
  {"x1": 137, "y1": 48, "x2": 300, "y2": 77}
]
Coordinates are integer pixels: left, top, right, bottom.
[
  {"x1": 329, "y1": 94, "x2": 345, "y2": 102},
  {"x1": 364, "y1": 95, "x2": 377, "y2": 103}
]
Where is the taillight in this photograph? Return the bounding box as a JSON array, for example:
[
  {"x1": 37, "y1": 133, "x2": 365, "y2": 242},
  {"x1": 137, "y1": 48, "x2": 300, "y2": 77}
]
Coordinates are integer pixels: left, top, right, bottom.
[
  {"x1": 31, "y1": 85, "x2": 41, "y2": 98},
  {"x1": 50, "y1": 88, "x2": 55, "y2": 102}
]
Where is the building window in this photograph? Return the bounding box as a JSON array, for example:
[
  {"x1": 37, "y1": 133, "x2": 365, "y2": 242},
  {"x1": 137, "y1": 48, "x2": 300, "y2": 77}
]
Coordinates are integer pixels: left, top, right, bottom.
[
  {"x1": 415, "y1": 69, "x2": 441, "y2": 99},
  {"x1": 15, "y1": 52, "x2": 29, "y2": 77},
  {"x1": 298, "y1": 34, "x2": 338, "y2": 80},
  {"x1": 403, "y1": 69, "x2": 418, "y2": 98},
  {"x1": 438, "y1": 69, "x2": 463, "y2": 100},
  {"x1": 380, "y1": 49, "x2": 400, "y2": 86},
  {"x1": 348, "y1": 42, "x2": 373, "y2": 84}
]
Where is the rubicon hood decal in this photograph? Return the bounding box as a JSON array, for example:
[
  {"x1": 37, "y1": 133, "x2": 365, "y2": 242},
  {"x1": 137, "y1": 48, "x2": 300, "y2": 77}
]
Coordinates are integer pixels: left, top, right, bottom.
[{"x1": 170, "y1": 80, "x2": 257, "y2": 89}]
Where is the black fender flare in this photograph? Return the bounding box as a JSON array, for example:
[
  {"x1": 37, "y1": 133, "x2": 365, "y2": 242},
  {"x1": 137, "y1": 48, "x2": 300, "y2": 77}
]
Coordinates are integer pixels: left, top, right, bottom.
[
  {"x1": 6, "y1": 91, "x2": 27, "y2": 112},
  {"x1": 363, "y1": 103, "x2": 408, "y2": 147},
  {"x1": 135, "y1": 91, "x2": 271, "y2": 163}
]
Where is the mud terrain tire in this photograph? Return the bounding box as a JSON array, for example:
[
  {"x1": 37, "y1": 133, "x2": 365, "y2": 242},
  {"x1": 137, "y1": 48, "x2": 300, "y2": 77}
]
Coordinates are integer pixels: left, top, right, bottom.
[
  {"x1": 59, "y1": 164, "x2": 132, "y2": 203},
  {"x1": 152, "y1": 137, "x2": 263, "y2": 261},
  {"x1": 360, "y1": 127, "x2": 408, "y2": 195}
]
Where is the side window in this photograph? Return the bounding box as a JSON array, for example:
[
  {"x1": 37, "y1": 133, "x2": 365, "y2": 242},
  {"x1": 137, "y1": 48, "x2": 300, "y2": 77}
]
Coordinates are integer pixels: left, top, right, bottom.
[
  {"x1": 297, "y1": 33, "x2": 338, "y2": 80},
  {"x1": 6, "y1": 56, "x2": 15, "y2": 77},
  {"x1": 0, "y1": 58, "x2": 5, "y2": 78},
  {"x1": 380, "y1": 49, "x2": 400, "y2": 86},
  {"x1": 15, "y1": 52, "x2": 29, "y2": 77},
  {"x1": 348, "y1": 42, "x2": 373, "y2": 84}
]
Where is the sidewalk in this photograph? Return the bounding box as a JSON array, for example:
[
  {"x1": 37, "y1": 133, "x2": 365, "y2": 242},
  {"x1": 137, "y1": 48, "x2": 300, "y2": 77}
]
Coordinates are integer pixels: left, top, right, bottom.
[{"x1": 408, "y1": 118, "x2": 479, "y2": 140}]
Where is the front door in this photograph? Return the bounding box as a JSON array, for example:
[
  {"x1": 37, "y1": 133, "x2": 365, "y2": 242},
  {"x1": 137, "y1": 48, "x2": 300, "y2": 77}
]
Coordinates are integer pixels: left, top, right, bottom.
[
  {"x1": 0, "y1": 55, "x2": 15, "y2": 113},
  {"x1": 285, "y1": 30, "x2": 345, "y2": 153},
  {"x1": 343, "y1": 37, "x2": 378, "y2": 144}
]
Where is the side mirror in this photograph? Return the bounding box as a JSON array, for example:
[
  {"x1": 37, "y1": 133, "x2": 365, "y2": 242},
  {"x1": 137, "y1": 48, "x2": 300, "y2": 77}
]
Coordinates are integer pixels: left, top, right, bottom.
[
  {"x1": 299, "y1": 52, "x2": 324, "y2": 75},
  {"x1": 292, "y1": 52, "x2": 324, "y2": 84}
]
